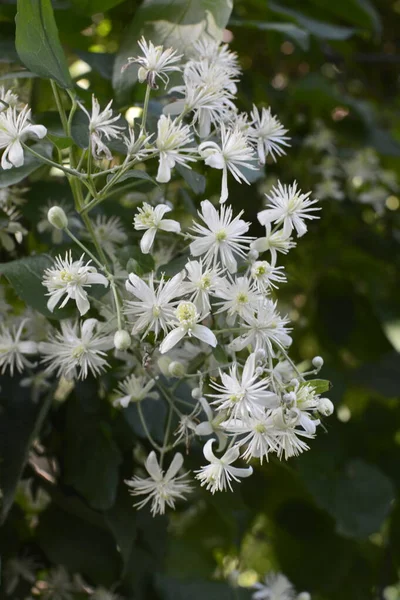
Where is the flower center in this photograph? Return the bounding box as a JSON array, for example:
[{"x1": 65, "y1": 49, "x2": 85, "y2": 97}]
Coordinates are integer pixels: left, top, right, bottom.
[
  {"x1": 72, "y1": 344, "x2": 85, "y2": 359},
  {"x1": 60, "y1": 270, "x2": 75, "y2": 283},
  {"x1": 215, "y1": 229, "x2": 227, "y2": 242},
  {"x1": 200, "y1": 273, "x2": 212, "y2": 289},
  {"x1": 236, "y1": 292, "x2": 248, "y2": 304},
  {"x1": 176, "y1": 301, "x2": 197, "y2": 327}
]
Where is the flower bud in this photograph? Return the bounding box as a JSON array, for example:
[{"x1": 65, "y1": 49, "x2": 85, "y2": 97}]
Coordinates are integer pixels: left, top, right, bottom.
[
  {"x1": 192, "y1": 387, "x2": 202, "y2": 400},
  {"x1": 255, "y1": 348, "x2": 266, "y2": 362},
  {"x1": 113, "y1": 330, "x2": 131, "y2": 351},
  {"x1": 312, "y1": 355, "x2": 324, "y2": 369},
  {"x1": 247, "y1": 249, "x2": 259, "y2": 262},
  {"x1": 168, "y1": 361, "x2": 186, "y2": 378},
  {"x1": 157, "y1": 356, "x2": 171, "y2": 377},
  {"x1": 318, "y1": 397, "x2": 334, "y2": 417},
  {"x1": 297, "y1": 593, "x2": 311, "y2": 600},
  {"x1": 47, "y1": 206, "x2": 68, "y2": 230}
]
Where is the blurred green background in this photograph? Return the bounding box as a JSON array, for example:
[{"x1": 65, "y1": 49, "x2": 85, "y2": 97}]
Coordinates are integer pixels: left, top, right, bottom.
[{"x1": 0, "y1": 1, "x2": 400, "y2": 599}]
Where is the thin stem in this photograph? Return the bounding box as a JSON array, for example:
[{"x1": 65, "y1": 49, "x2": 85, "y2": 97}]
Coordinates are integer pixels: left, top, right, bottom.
[
  {"x1": 137, "y1": 402, "x2": 163, "y2": 452},
  {"x1": 274, "y1": 341, "x2": 305, "y2": 381},
  {"x1": 65, "y1": 227, "x2": 104, "y2": 269},
  {"x1": 22, "y1": 143, "x2": 81, "y2": 177},
  {"x1": 110, "y1": 280, "x2": 123, "y2": 330},
  {"x1": 140, "y1": 85, "x2": 151, "y2": 133},
  {"x1": 160, "y1": 404, "x2": 174, "y2": 467},
  {"x1": 50, "y1": 80, "x2": 68, "y2": 133}
]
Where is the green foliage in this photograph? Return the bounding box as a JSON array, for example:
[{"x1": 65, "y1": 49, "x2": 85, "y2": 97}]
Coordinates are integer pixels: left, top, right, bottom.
[
  {"x1": 15, "y1": 0, "x2": 73, "y2": 89},
  {"x1": 112, "y1": 0, "x2": 234, "y2": 102}
]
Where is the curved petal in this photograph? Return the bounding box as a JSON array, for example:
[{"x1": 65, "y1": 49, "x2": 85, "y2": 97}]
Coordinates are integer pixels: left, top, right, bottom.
[
  {"x1": 140, "y1": 227, "x2": 157, "y2": 254},
  {"x1": 203, "y1": 438, "x2": 216, "y2": 462},
  {"x1": 228, "y1": 465, "x2": 253, "y2": 478},
  {"x1": 222, "y1": 445, "x2": 240, "y2": 465},
  {"x1": 145, "y1": 451, "x2": 163, "y2": 481},
  {"x1": 192, "y1": 324, "x2": 217, "y2": 347},
  {"x1": 8, "y1": 140, "x2": 24, "y2": 168},
  {"x1": 156, "y1": 152, "x2": 172, "y2": 183},
  {"x1": 195, "y1": 421, "x2": 213, "y2": 435},
  {"x1": 159, "y1": 327, "x2": 186, "y2": 354},
  {"x1": 242, "y1": 352, "x2": 256, "y2": 385},
  {"x1": 154, "y1": 204, "x2": 171, "y2": 221},
  {"x1": 165, "y1": 452, "x2": 184, "y2": 480},
  {"x1": 81, "y1": 318, "x2": 98, "y2": 339},
  {"x1": 75, "y1": 288, "x2": 90, "y2": 316},
  {"x1": 159, "y1": 218, "x2": 181, "y2": 233}
]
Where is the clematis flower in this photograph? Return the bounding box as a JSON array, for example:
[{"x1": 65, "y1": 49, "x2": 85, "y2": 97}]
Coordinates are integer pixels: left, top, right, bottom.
[
  {"x1": 155, "y1": 115, "x2": 196, "y2": 183},
  {"x1": 195, "y1": 438, "x2": 253, "y2": 493},
  {"x1": 134, "y1": 202, "x2": 180, "y2": 254},
  {"x1": 159, "y1": 301, "x2": 217, "y2": 354},
  {"x1": 0, "y1": 105, "x2": 46, "y2": 170},
  {"x1": 125, "y1": 451, "x2": 192, "y2": 516},
  {"x1": 123, "y1": 37, "x2": 182, "y2": 89}
]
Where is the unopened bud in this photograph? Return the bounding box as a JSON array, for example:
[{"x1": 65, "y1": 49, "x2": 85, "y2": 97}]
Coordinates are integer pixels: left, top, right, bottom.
[
  {"x1": 157, "y1": 356, "x2": 171, "y2": 377},
  {"x1": 114, "y1": 330, "x2": 131, "y2": 350},
  {"x1": 168, "y1": 361, "x2": 186, "y2": 378},
  {"x1": 47, "y1": 206, "x2": 68, "y2": 230},
  {"x1": 192, "y1": 387, "x2": 202, "y2": 400},
  {"x1": 312, "y1": 355, "x2": 324, "y2": 369},
  {"x1": 297, "y1": 593, "x2": 311, "y2": 600},
  {"x1": 255, "y1": 348, "x2": 266, "y2": 362},
  {"x1": 318, "y1": 397, "x2": 334, "y2": 417},
  {"x1": 247, "y1": 249, "x2": 259, "y2": 262}
]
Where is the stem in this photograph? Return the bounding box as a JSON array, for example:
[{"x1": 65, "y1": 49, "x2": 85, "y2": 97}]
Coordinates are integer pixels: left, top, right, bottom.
[
  {"x1": 22, "y1": 143, "x2": 81, "y2": 177},
  {"x1": 110, "y1": 280, "x2": 123, "y2": 330},
  {"x1": 140, "y1": 85, "x2": 151, "y2": 133},
  {"x1": 274, "y1": 341, "x2": 305, "y2": 381},
  {"x1": 160, "y1": 404, "x2": 174, "y2": 467},
  {"x1": 50, "y1": 80, "x2": 68, "y2": 133},
  {"x1": 65, "y1": 227, "x2": 105, "y2": 270},
  {"x1": 137, "y1": 402, "x2": 163, "y2": 452}
]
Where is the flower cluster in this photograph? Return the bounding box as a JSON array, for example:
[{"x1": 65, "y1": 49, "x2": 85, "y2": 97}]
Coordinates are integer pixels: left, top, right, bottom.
[{"x1": 0, "y1": 35, "x2": 332, "y2": 520}]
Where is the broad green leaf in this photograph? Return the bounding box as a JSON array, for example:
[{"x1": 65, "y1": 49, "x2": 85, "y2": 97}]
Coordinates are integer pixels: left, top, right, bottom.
[
  {"x1": 118, "y1": 244, "x2": 155, "y2": 275},
  {"x1": 15, "y1": 0, "x2": 73, "y2": 89},
  {"x1": 176, "y1": 164, "x2": 206, "y2": 195},
  {"x1": 116, "y1": 169, "x2": 158, "y2": 186},
  {"x1": 230, "y1": 19, "x2": 310, "y2": 51},
  {"x1": 0, "y1": 377, "x2": 51, "y2": 523},
  {"x1": 71, "y1": 0, "x2": 126, "y2": 15},
  {"x1": 76, "y1": 50, "x2": 115, "y2": 80},
  {"x1": 113, "y1": 0, "x2": 233, "y2": 103},
  {"x1": 38, "y1": 504, "x2": 121, "y2": 586},
  {"x1": 0, "y1": 254, "x2": 72, "y2": 319},
  {"x1": 269, "y1": 2, "x2": 357, "y2": 40},
  {"x1": 0, "y1": 142, "x2": 52, "y2": 188},
  {"x1": 307, "y1": 379, "x2": 332, "y2": 394}
]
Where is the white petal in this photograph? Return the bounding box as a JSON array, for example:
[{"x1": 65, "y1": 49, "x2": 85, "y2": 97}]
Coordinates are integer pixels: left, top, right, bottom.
[
  {"x1": 203, "y1": 438, "x2": 217, "y2": 462},
  {"x1": 140, "y1": 228, "x2": 157, "y2": 254},
  {"x1": 165, "y1": 452, "x2": 184, "y2": 480},
  {"x1": 145, "y1": 451, "x2": 163, "y2": 481},
  {"x1": 159, "y1": 327, "x2": 186, "y2": 354},
  {"x1": 159, "y1": 219, "x2": 181, "y2": 233},
  {"x1": 192, "y1": 324, "x2": 217, "y2": 347}
]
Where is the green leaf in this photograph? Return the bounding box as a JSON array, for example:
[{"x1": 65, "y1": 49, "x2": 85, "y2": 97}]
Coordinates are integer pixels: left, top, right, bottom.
[
  {"x1": 0, "y1": 254, "x2": 73, "y2": 319},
  {"x1": 230, "y1": 19, "x2": 310, "y2": 51},
  {"x1": 15, "y1": 0, "x2": 73, "y2": 89},
  {"x1": 71, "y1": 0, "x2": 126, "y2": 15},
  {"x1": 113, "y1": 0, "x2": 233, "y2": 103},
  {"x1": 307, "y1": 379, "x2": 332, "y2": 394},
  {"x1": 269, "y1": 2, "x2": 357, "y2": 40},
  {"x1": 0, "y1": 377, "x2": 50, "y2": 523},
  {"x1": 0, "y1": 142, "x2": 52, "y2": 188},
  {"x1": 118, "y1": 244, "x2": 155, "y2": 275},
  {"x1": 38, "y1": 504, "x2": 121, "y2": 586},
  {"x1": 116, "y1": 169, "x2": 158, "y2": 186},
  {"x1": 176, "y1": 164, "x2": 206, "y2": 195},
  {"x1": 76, "y1": 50, "x2": 115, "y2": 80},
  {"x1": 156, "y1": 576, "x2": 252, "y2": 600}
]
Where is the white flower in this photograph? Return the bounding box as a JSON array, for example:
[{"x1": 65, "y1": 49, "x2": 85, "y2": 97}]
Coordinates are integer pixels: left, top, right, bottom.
[
  {"x1": 112, "y1": 374, "x2": 159, "y2": 408},
  {"x1": 214, "y1": 275, "x2": 261, "y2": 324},
  {"x1": 0, "y1": 320, "x2": 37, "y2": 375},
  {"x1": 271, "y1": 407, "x2": 313, "y2": 460},
  {"x1": 80, "y1": 95, "x2": 123, "y2": 160},
  {"x1": 39, "y1": 565, "x2": 81, "y2": 600},
  {"x1": 39, "y1": 319, "x2": 113, "y2": 380},
  {"x1": 125, "y1": 451, "x2": 191, "y2": 516},
  {"x1": 124, "y1": 37, "x2": 182, "y2": 89},
  {"x1": 123, "y1": 126, "x2": 153, "y2": 158},
  {"x1": 250, "y1": 260, "x2": 287, "y2": 292},
  {"x1": 195, "y1": 438, "x2": 253, "y2": 493},
  {"x1": 315, "y1": 178, "x2": 344, "y2": 201},
  {"x1": 282, "y1": 381, "x2": 320, "y2": 435},
  {"x1": 251, "y1": 223, "x2": 296, "y2": 265},
  {"x1": 199, "y1": 123, "x2": 256, "y2": 203},
  {"x1": 230, "y1": 300, "x2": 292, "y2": 354},
  {"x1": 190, "y1": 200, "x2": 252, "y2": 273},
  {"x1": 159, "y1": 301, "x2": 217, "y2": 354},
  {"x1": 195, "y1": 396, "x2": 228, "y2": 451},
  {"x1": 42, "y1": 251, "x2": 109, "y2": 316},
  {"x1": 252, "y1": 572, "x2": 296, "y2": 600},
  {"x1": 155, "y1": 115, "x2": 196, "y2": 183},
  {"x1": 223, "y1": 413, "x2": 278, "y2": 464},
  {"x1": 193, "y1": 38, "x2": 241, "y2": 78},
  {"x1": 84, "y1": 215, "x2": 127, "y2": 257},
  {"x1": 183, "y1": 259, "x2": 221, "y2": 313},
  {"x1": 0, "y1": 86, "x2": 19, "y2": 111},
  {"x1": 125, "y1": 271, "x2": 185, "y2": 337},
  {"x1": 166, "y1": 61, "x2": 236, "y2": 138},
  {"x1": 210, "y1": 353, "x2": 279, "y2": 421},
  {"x1": 0, "y1": 205, "x2": 27, "y2": 251},
  {"x1": 258, "y1": 181, "x2": 320, "y2": 238},
  {"x1": 134, "y1": 202, "x2": 181, "y2": 253},
  {"x1": 249, "y1": 105, "x2": 290, "y2": 164},
  {"x1": 0, "y1": 105, "x2": 46, "y2": 170}
]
